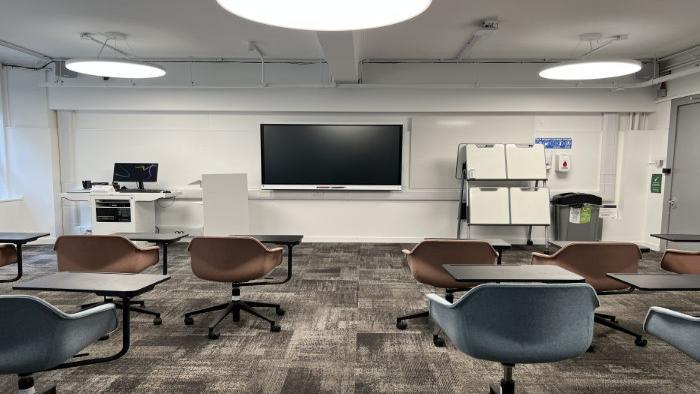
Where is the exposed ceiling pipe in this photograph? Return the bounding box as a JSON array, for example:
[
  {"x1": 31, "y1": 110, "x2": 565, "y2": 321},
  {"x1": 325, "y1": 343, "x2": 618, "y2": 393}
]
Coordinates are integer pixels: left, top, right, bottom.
[
  {"x1": 247, "y1": 41, "x2": 266, "y2": 86},
  {"x1": 625, "y1": 63, "x2": 700, "y2": 88},
  {"x1": 0, "y1": 39, "x2": 52, "y2": 62}
]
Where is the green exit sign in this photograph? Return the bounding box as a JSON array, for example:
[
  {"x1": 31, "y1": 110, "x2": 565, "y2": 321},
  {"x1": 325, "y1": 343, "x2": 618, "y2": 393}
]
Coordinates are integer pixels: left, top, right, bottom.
[{"x1": 650, "y1": 174, "x2": 662, "y2": 194}]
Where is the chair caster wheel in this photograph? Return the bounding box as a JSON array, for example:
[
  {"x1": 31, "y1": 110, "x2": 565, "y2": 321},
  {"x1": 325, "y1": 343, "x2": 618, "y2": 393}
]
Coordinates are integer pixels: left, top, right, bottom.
[
  {"x1": 153, "y1": 316, "x2": 162, "y2": 326},
  {"x1": 184, "y1": 316, "x2": 194, "y2": 325},
  {"x1": 396, "y1": 321, "x2": 407, "y2": 330},
  {"x1": 635, "y1": 338, "x2": 648, "y2": 347},
  {"x1": 271, "y1": 324, "x2": 281, "y2": 332},
  {"x1": 99, "y1": 334, "x2": 110, "y2": 341},
  {"x1": 276, "y1": 307, "x2": 286, "y2": 316},
  {"x1": 208, "y1": 331, "x2": 220, "y2": 340},
  {"x1": 433, "y1": 335, "x2": 446, "y2": 347}
]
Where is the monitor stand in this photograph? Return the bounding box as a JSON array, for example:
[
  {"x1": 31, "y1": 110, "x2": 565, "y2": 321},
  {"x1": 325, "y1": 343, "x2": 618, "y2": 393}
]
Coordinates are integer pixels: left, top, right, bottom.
[{"x1": 137, "y1": 181, "x2": 145, "y2": 190}]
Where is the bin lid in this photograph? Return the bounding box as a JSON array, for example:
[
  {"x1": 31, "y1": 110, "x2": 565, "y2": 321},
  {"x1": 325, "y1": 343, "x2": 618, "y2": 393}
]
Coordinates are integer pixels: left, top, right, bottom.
[{"x1": 551, "y1": 193, "x2": 602, "y2": 206}]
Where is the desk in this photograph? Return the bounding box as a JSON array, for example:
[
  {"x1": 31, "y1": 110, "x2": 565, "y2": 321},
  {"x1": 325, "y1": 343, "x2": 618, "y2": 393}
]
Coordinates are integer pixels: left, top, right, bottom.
[
  {"x1": 651, "y1": 234, "x2": 700, "y2": 243},
  {"x1": 549, "y1": 240, "x2": 651, "y2": 254},
  {"x1": 244, "y1": 235, "x2": 303, "y2": 285},
  {"x1": 430, "y1": 238, "x2": 511, "y2": 264},
  {"x1": 14, "y1": 272, "x2": 170, "y2": 369},
  {"x1": 115, "y1": 232, "x2": 189, "y2": 275},
  {"x1": 0, "y1": 232, "x2": 50, "y2": 283},
  {"x1": 442, "y1": 264, "x2": 584, "y2": 283},
  {"x1": 61, "y1": 191, "x2": 179, "y2": 235},
  {"x1": 607, "y1": 273, "x2": 700, "y2": 291}
]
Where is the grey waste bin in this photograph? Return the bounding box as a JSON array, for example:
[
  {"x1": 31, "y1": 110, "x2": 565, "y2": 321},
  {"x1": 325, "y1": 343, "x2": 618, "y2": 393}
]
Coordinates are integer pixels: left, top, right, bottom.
[{"x1": 551, "y1": 193, "x2": 603, "y2": 241}]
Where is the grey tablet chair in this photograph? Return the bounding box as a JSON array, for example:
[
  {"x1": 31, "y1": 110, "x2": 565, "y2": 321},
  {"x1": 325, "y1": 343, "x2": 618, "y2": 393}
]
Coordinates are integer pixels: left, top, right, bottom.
[
  {"x1": 644, "y1": 307, "x2": 700, "y2": 361},
  {"x1": 428, "y1": 283, "x2": 599, "y2": 394},
  {"x1": 0, "y1": 295, "x2": 118, "y2": 393}
]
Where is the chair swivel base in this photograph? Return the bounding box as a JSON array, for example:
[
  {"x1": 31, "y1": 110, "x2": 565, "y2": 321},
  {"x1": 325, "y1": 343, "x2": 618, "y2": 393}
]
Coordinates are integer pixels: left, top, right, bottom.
[
  {"x1": 82, "y1": 297, "x2": 162, "y2": 326},
  {"x1": 18, "y1": 375, "x2": 56, "y2": 394},
  {"x1": 488, "y1": 364, "x2": 515, "y2": 394},
  {"x1": 595, "y1": 313, "x2": 647, "y2": 347},
  {"x1": 396, "y1": 311, "x2": 446, "y2": 347},
  {"x1": 184, "y1": 299, "x2": 284, "y2": 339}
]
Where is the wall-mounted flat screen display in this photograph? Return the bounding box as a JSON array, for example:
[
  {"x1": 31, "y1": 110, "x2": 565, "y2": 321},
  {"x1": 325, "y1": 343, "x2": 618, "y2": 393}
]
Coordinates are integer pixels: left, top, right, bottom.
[{"x1": 261, "y1": 124, "x2": 403, "y2": 190}]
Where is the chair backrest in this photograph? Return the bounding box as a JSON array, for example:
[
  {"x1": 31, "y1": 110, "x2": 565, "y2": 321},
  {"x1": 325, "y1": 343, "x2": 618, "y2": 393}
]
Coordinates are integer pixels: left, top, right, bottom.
[
  {"x1": 660, "y1": 250, "x2": 700, "y2": 274},
  {"x1": 0, "y1": 295, "x2": 117, "y2": 374},
  {"x1": 536, "y1": 242, "x2": 641, "y2": 292},
  {"x1": 54, "y1": 235, "x2": 146, "y2": 272},
  {"x1": 407, "y1": 240, "x2": 498, "y2": 285},
  {"x1": 188, "y1": 236, "x2": 281, "y2": 283},
  {"x1": 431, "y1": 283, "x2": 599, "y2": 365}
]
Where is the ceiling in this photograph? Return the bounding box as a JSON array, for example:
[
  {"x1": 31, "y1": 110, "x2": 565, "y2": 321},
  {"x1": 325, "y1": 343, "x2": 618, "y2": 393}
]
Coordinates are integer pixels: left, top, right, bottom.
[{"x1": 1, "y1": 0, "x2": 700, "y2": 66}]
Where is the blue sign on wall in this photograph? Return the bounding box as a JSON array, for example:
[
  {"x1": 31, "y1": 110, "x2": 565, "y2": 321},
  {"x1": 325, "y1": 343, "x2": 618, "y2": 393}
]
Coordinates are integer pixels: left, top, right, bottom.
[{"x1": 535, "y1": 137, "x2": 573, "y2": 149}]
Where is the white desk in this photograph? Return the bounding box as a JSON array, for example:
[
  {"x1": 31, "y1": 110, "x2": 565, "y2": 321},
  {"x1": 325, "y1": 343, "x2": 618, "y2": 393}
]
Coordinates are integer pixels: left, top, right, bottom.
[{"x1": 60, "y1": 191, "x2": 178, "y2": 235}]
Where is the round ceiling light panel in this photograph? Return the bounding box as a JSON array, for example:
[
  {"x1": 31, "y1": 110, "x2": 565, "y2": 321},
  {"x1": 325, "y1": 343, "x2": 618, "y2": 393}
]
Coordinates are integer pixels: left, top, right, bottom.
[
  {"x1": 539, "y1": 59, "x2": 642, "y2": 80},
  {"x1": 216, "y1": 0, "x2": 433, "y2": 31},
  {"x1": 65, "y1": 58, "x2": 166, "y2": 79}
]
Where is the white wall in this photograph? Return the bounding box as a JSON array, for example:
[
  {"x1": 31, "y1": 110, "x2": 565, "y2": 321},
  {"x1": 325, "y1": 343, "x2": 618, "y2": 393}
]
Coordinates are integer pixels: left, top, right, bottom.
[
  {"x1": 0, "y1": 63, "x2": 672, "y2": 244},
  {"x1": 57, "y1": 110, "x2": 623, "y2": 243},
  {"x1": 0, "y1": 68, "x2": 61, "y2": 236}
]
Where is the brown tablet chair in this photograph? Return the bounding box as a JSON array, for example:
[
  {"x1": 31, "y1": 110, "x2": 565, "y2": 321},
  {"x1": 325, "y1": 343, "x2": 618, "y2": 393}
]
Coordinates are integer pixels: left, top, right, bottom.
[
  {"x1": 54, "y1": 235, "x2": 163, "y2": 325},
  {"x1": 531, "y1": 242, "x2": 647, "y2": 346},
  {"x1": 184, "y1": 237, "x2": 286, "y2": 339},
  {"x1": 660, "y1": 249, "x2": 700, "y2": 274},
  {"x1": 396, "y1": 239, "x2": 498, "y2": 346}
]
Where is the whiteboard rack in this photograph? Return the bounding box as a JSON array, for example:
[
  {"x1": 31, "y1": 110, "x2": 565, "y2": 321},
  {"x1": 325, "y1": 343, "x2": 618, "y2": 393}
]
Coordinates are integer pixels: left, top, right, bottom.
[{"x1": 455, "y1": 143, "x2": 550, "y2": 246}]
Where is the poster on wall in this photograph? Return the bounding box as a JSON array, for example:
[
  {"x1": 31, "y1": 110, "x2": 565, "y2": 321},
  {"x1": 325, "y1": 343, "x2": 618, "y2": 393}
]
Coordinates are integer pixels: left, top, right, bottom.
[
  {"x1": 650, "y1": 174, "x2": 662, "y2": 194},
  {"x1": 534, "y1": 137, "x2": 573, "y2": 149}
]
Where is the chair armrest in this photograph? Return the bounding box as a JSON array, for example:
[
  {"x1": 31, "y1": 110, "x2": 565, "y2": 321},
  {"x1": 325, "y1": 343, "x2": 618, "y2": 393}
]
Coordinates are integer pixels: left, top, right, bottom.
[
  {"x1": 137, "y1": 245, "x2": 160, "y2": 252},
  {"x1": 66, "y1": 303, "x2": 117, "y2": 320},
  {"x1": 531, "y1": 252, "x2": 555, "y2": 264},
  {"x1": 665, "y1": 249, "x2": 700, "y2": 256},
  {"x1": 265, "y1": 246, "x2": 284, "y2": 254},
  {"x1": 427, "y1": 293, "x2": 454, "y2": 309},
  {"x1": 644, "y1": 306, "x2": 700, "y2": 332},
  {"x1": 402, "y1": 249, "x2": 412, "y2": 256}
]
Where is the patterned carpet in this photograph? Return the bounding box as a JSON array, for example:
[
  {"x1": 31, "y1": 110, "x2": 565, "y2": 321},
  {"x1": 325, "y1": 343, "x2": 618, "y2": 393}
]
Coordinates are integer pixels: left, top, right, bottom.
[{"x1": 1, "y1": 242, "x2": 699, "y2": 393}]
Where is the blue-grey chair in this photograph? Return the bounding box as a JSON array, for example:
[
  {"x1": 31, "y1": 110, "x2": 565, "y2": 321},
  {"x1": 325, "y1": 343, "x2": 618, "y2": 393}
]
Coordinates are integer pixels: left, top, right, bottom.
[
  {"x1": 428, "y1": 283, "x2": 599, "y2": 394},
  {"x1": 0, "y1": 295, "x2": 118, "y2": 393},
  {"x1": 644, "y1": 307, "x2": 700, "y2": 361}
]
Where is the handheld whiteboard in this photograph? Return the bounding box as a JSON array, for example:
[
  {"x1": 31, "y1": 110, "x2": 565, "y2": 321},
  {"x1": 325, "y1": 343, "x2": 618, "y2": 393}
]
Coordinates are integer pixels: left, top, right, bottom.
[
  {"x1": 505, "y1": 144, "x2": 547, "y2": 180},
  {"x1": 509, "y1": 187, "x2": 551, "y2": 225},
  {"x1": 465, "y1": 144, "x2": 507, "y2": 179},
  {"x1": 469, "y1": 187, "x2": 510, "y2": 224}
]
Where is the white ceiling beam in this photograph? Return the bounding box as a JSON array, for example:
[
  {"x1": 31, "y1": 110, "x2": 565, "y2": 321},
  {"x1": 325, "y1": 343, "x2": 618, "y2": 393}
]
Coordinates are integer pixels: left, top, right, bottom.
[{"x1": 316, "y1": 31, "x2": 359, "y2": 84}]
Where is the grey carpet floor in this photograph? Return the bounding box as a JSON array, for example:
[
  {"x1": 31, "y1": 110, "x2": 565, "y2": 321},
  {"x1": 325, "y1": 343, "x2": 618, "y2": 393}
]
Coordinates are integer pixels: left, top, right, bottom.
[{"x1": 1, "y1": 243, "x2": 699, "y2": 393}]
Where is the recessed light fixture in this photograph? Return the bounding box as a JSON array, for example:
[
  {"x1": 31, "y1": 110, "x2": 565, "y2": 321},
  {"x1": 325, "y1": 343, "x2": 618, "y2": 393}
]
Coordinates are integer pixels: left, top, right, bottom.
[
  {"x1": 65, "y1": 58, "x2": 166, "y2": 79},
  {"x1": 216, "y1": 0, "x2": 433, "y2": 31},
  {"x1": 539, "y1": 59, "x2": 642, "y2": 81}
]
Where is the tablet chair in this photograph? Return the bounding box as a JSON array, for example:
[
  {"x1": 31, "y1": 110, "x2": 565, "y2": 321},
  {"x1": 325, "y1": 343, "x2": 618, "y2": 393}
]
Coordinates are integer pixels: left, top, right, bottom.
[
  {"x1": 644, "y1": 307, "x2": 700, "y2": 361},
  {"x1": 184, "y1": 237, "x2": 285, "y2": 339},
  {"x1": 429, "y1": 283, "x2": 598, "y2": 394},
  {"x1": 0, "y1": 295, "x2": 118, "y2": 393},
  {"x1": 55, "y1": 235, "x2": 163, "y2": 325},
  {"x1": 660, "y1": 249, "x2": 700, "y2": 274},
  {"x1": 397, "y1": 240, "x2": 498, "y2": 346},
  {"x1": 531, "y1": 242, "x2": 647, "y2": 346}
]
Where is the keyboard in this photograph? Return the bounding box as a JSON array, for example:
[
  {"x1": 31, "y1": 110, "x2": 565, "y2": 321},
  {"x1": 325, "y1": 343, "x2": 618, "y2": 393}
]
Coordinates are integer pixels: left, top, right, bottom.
[{"x1": 118, "y1": 189, "x2": 164, "y2": 193}]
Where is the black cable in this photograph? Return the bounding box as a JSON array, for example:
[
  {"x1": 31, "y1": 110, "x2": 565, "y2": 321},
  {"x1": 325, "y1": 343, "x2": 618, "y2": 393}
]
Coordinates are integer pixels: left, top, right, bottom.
[{"x1": 2, "y1": 60, "x2": 53, "y2": 70}]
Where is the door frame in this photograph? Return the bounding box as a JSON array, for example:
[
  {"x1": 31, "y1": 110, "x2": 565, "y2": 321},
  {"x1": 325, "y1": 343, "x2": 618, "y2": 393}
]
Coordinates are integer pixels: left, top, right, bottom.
[{"x1": 660, "y1": 94, "x2": 700, "y2": 251}]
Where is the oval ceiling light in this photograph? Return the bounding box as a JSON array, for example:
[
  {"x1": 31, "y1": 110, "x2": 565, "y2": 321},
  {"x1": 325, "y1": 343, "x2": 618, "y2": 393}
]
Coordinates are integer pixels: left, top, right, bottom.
[
  {"x1": 65, "y1": 58, "x2": 166, "y2": 79},
  {"x1": 539, "y1": 59, "x2": 642, "y2": 81},
  {"x1": 216, "y1": 0, "x2": 432, "y2": 31}
]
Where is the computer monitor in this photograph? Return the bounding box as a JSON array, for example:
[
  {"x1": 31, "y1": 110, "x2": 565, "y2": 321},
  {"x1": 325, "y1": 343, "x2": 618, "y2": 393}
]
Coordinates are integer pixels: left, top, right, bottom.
[{"x1": 113, "y1": 163, "x2": 158, "y2": 189}]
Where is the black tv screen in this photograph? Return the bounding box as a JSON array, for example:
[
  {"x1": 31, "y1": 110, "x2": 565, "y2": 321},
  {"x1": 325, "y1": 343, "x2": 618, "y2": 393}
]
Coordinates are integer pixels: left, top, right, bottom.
[{"x1": 261, "y1": 124, "x2": 403, "y2": 190}]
